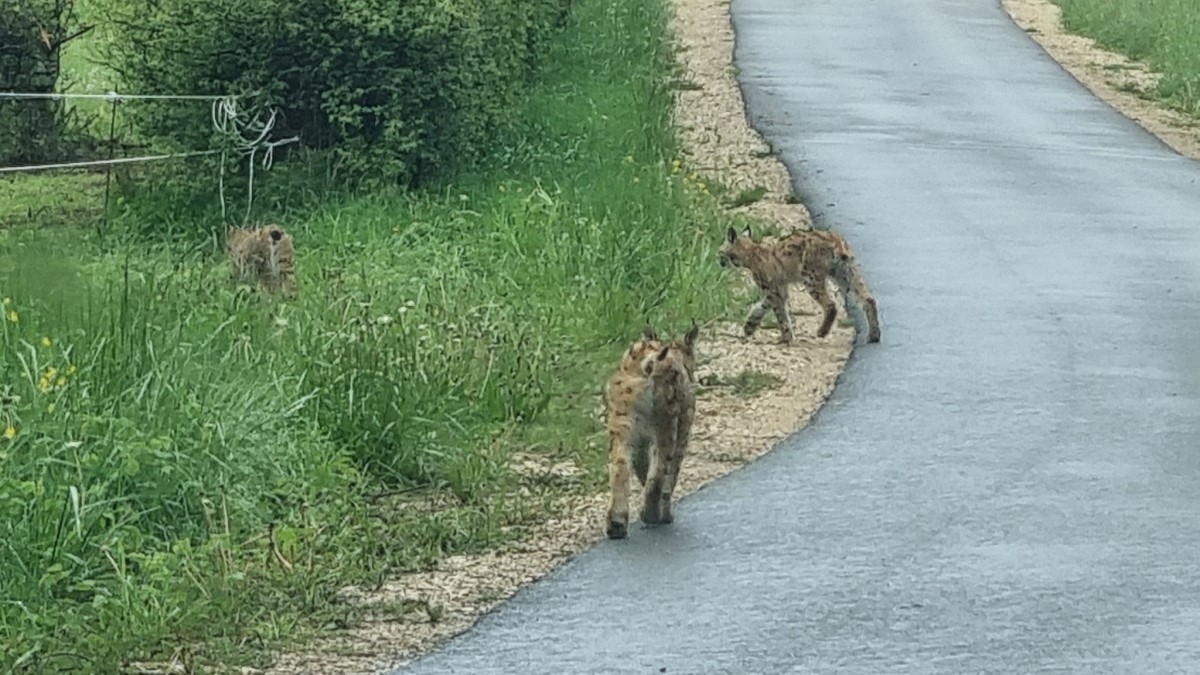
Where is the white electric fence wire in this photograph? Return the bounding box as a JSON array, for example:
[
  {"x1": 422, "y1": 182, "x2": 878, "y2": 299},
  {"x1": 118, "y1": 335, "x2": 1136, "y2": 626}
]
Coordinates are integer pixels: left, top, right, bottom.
[
  {"x1": 0, "y1": 150, "x2": 222, "y2": 174},
  {"x1": 0, "y1": 91, "x2": 236, "y2": 101},
  {"x1": 0, "y1": 89, "x2": 299, "y2": 224}
]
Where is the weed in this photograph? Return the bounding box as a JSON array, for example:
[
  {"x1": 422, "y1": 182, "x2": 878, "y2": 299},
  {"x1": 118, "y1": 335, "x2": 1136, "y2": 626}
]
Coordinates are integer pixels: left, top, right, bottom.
[
  {"x1": 727, "y1": 186, "x2": 768, "y2": 209},
  {"x1": 698, "y1": 370, "x2": 785, "y2": 398}
]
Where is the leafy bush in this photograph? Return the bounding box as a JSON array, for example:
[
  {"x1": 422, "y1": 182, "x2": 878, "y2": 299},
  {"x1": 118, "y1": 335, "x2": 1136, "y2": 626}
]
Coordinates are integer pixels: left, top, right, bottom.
[{"x1": 100, "y1": 0, "x2": 570, "y2": 184}]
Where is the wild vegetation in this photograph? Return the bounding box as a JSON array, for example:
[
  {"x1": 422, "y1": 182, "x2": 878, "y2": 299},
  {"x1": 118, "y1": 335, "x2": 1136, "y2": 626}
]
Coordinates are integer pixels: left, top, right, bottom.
[
  {"x1": 0, "y1": 0, "x2": 747, "y2": 670},
  {"x1": 1053, "y1": 0, "x2": 1200, "y2": 115}
]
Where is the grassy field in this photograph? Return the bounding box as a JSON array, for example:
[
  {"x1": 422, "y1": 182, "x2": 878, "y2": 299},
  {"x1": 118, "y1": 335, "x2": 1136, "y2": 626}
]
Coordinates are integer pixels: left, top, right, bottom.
[
  {"x1": 1053, "y1": 0, "x2": 1200, "y2": 115},
  {"x1": 0, "y1": 0, "x2": 750, "y2": 671}
]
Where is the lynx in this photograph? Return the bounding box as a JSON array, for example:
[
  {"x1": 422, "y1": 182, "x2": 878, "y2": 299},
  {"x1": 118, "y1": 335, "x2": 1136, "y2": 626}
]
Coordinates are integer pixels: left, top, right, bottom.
[
  {"x1": 719, "y1": 225, "x2": 880, "y2": 344},
  {"x1": 603, "y1": 324, "x2": 699, "y2": 540},
  {"x1": 227, "y1": 224, "x2": 297, "y2": 297}
]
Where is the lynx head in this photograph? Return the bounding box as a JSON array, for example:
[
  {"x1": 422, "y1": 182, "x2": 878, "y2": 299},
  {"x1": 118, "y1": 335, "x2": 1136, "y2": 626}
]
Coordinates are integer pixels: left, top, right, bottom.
[
  {"x1": 718, "y1": 226, "x2": 755, "y2": 269},
  {"x1": 639, "y1": 322, "x2": 700, "y2": 377},
  {"x1": 620, "y1": 325, "x2": 665, "y2": 373}
]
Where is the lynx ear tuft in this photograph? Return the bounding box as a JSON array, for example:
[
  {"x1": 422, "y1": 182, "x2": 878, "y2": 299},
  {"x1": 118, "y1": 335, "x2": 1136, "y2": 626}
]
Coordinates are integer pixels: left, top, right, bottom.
[{"x1": 683, "y1": 322, "x2": 699, "y2": 349}]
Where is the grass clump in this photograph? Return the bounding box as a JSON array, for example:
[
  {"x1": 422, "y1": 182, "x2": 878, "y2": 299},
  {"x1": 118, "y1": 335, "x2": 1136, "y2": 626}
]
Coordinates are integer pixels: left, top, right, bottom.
[
  {"x1": 0, "y1": 0, "x2": 743, "y2": 671},
  {"x1": 1053, "y1": 0, "x2": 1200, "y2": 115},
  {"x1": 698, "y1": 370, "x2": 785, "y2": 398},
  {"x1": 726, "y1": 186, "x2": 768, "y2": 209}
]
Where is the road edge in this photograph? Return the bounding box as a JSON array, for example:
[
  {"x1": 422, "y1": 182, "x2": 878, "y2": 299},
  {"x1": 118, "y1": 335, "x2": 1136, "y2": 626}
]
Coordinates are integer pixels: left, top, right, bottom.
[{"x1": 1002, "y1": 0, "x2": 1200, "y2": 162}]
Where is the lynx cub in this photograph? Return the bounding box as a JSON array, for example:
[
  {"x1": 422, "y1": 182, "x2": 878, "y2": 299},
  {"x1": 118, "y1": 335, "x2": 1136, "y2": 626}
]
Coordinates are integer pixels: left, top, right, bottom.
[
  {"x1": 719, "y1": 225, "x2": 880, "y2": 344},
  {"x1": 226, "y1": 224, "x2": 297, "y2": 297},
  {"x1": 603, "y1": 324, "x2": 699, "y2": 539}
]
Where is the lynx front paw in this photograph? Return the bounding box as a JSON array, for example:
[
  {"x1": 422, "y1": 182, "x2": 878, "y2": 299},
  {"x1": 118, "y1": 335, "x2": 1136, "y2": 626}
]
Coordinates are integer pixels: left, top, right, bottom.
[
  {"x1": 607, "y1": 509, "x2": 629, "y2": 539},
  {"x1": 640, "y1": 501, "x2": 663, "y2": 526},
  {"x1": 607, "y1": 520, "x2": 628, "y2": 539}
]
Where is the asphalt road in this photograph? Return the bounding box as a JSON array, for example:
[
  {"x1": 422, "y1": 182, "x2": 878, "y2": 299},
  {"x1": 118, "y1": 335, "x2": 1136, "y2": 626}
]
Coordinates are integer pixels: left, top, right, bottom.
[{"x1": 391, "y1": 1, "x2": 1200, "y2": 672}]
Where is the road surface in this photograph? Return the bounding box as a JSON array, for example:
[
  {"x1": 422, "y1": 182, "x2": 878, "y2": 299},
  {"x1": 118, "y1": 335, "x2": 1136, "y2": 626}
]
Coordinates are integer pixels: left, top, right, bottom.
[{"x1": 391, "y1": 0, "x2": 1200, "y2": 672}]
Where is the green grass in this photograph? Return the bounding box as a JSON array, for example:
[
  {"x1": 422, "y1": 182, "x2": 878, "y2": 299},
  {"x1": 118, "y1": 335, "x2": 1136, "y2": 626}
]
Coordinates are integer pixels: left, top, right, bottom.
[
  {"x1": 0, "y1": 0, "x2": 745, "y2": 671},
  {"x1": 697, "y1": 370, "x2": 785, "y2": 398},
  {"x1": 1053, "y1": 0, "x2": 1200, "y2": 115},
  {"x1": 726, "y1": 185, "x2": 768, "y2": 209}
]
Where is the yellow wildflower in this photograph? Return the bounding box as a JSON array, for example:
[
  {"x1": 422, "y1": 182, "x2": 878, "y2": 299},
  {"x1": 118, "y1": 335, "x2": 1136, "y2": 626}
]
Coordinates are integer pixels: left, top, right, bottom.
[
  {"x1": 2, "y1": 297, "x2": 9, "y2": 305},
  {"x1": 66, "y1": 364, "x2": 77, "y2": 375},
  {"x1": 47, "y1": 403, "x2": 55, "y2": 413},
  {"x1": 3, "y1": 425, "x2": 15, "y2": 440},
  {"x1": 56, "y1": 377, "x2": 66, "y2": 388},
  {"x1": 40, "y1": 336, "x2": 51, "y2": 348},
  {"x1": 6, "y1": 310, "x2": 16, "y2": 323}
]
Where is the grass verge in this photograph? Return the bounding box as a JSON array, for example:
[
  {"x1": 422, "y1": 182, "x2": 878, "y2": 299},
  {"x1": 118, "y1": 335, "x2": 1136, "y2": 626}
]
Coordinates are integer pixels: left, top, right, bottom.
[
  {"x1": 1052, "y1": 0, "x2": 1200, "y2": 115},
  {"x1": 0, "y1": 0, "x2": 742, "y2": 671}
]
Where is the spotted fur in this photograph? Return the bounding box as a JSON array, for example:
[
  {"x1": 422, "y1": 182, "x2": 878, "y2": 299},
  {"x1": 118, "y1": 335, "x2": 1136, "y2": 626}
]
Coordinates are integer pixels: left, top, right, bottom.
[
  {"x1": 603, "y1": 324, "x2": 699, "y2": 539},
  {"x1": 719, "y1": 225, "x2": 880, "y2": 344},
  {"x1": 226, "y1": 224, "x2": 297, "y2": 298}
]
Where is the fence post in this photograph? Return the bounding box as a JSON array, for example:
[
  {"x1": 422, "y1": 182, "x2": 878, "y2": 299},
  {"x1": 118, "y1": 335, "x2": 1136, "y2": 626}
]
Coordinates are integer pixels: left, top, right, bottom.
[{"x1": 100, "y1": 95, "x2": 120, "y2": 236}]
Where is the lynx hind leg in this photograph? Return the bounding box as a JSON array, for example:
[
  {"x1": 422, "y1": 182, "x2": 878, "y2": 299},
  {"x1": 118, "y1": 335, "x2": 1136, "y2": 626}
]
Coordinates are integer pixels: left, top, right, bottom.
[
  {"x1": 657, "y1": 413, "x2": 692, "y2": 525},
  {"x1": 639, "y1": 453, "x2": 665, "y2": 526},
  {"x1": 834, "y1": 260, "x2": 880, "y2": 343},
  {"x1": 641, "y1": 417, "x2": 679, "y2": 526},
  {"x1": 606, "y1": 432, "x2": 634, "y2": 539},
  {"x1": 767, "y1": 287, "x2": 796, "y2": 344},
  {"x1": 631, "y1": 438, "x2": 650, "y2": 486},
  {"x1": 862, "y1": 295, "x2": 881, "y2": 343},
  {"x1": 805, "y1": 281, "x2": 838, "y2": 339},
  {"x1": 743, "y1": 297, "x2": 770, "y2": 338}
]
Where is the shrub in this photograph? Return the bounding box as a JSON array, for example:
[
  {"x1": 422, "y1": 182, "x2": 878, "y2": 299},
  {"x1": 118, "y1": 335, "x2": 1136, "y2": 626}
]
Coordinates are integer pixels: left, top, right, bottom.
[
  {"x1": 100, "y1": 0, "x2": 570, "y2": 185},
  {"x1": 0, "y1": 0, "x2": 91, "y2": 163}
]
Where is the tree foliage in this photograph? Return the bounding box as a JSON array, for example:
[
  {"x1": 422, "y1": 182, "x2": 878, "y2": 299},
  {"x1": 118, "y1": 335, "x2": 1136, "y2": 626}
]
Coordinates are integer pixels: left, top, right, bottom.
[
  {"x1": 102, "y1": 0, "x2": 570, "y2": 185},
  {"x1": 0, "y1": 0, "x2": 92, "y2": 163}
]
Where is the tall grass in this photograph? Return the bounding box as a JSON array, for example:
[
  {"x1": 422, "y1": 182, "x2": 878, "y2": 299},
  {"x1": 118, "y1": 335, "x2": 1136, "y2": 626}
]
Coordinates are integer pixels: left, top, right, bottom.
[
  {"x1": 0, "y1": 0, "x2": 739, "y2": 671},
  {"x1": 1053, "y1": 0, "x2": 1200, "y2": 115}
]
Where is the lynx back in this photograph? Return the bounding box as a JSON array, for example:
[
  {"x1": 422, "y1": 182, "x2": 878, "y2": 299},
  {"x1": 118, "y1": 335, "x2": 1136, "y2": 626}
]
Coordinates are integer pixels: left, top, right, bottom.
[
  {"x1": 603, "y1": 324, "x2": 699, "y2": 539},
  {"x1": 226, "y1": 224, "x2": 298, "y2": 298},
  {"x1": 719, "y1": 225, "x2": 879, "y2": 344}
]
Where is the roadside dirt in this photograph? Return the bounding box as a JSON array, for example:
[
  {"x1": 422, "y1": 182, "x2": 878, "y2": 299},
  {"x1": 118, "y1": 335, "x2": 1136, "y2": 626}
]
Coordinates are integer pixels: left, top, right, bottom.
[
  {"x1": 259, "y1": 1, "x2": 855, "y2": 673},
  {"x1": 1003, "y1": 0, "x2": 1200, "y2": 160}
]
